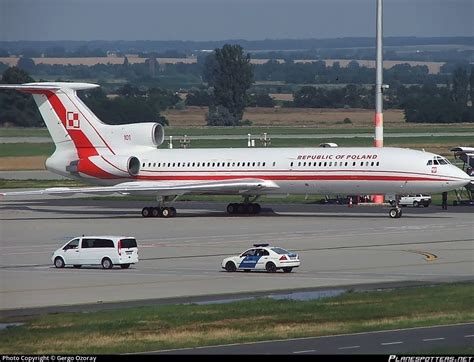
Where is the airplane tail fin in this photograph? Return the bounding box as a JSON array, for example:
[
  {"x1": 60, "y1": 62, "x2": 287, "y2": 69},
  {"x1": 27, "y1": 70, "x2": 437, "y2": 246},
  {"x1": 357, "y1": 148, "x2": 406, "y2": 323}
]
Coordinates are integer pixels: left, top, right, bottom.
[
  {"x1": 0, "y1": 82, "x2": 108, "y2": 158},
  {"x1": 1, "y1": 82, "x2": 163, "y2": 180}
]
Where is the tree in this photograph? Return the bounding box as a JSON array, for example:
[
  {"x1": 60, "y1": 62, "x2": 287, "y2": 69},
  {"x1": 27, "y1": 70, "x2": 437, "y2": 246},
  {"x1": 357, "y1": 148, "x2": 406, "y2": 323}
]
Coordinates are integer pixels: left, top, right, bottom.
[
  {"x1": 1, "y1": 66, "x2": 34, "y2": 84},
  {"x1": 204, "y1": 44, "x2": 253, "y2": 124},
  {"x1": 0, "y1": 67, "x2": 42, "y2": 127},
  {"x1": 470, "y1": 67, "x2": 474, "y2": 105},
  {"x1": 452, "y1": 67, "x2": 469, "y2": 105},
  {"x1": 17, "y1": 57, "x2": 36, "y2": 72}
]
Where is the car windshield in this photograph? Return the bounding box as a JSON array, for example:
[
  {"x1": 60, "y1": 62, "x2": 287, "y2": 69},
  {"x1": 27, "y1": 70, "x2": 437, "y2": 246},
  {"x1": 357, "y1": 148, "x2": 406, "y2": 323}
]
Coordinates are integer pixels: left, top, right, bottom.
[{"x1": 271, "y1": 247, "x2": 291, "y2": 254}]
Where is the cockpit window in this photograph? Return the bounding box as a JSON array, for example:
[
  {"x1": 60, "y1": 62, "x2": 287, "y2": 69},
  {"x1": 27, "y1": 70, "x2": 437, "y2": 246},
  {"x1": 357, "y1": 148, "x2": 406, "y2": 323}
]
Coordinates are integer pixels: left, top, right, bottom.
[{"x1": 427, "y1": 160, "x2": 432, "y2": 165}]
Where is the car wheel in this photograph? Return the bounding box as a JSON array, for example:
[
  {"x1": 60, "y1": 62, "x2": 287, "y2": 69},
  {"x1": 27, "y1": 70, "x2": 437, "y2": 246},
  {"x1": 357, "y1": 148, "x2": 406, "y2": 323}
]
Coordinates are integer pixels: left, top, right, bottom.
[
  {"x1": 120, "y1": 264, "x2": 130, "y2": 269},
  {"x1": 265, "y1": 262, "x2": 277, "y2": 273},
  {"x1": 73, "y1": 265, "x2": 82, "y2": 269},
  {"x1": 101, "y1": 258, "x2": 113, "y2": 269},
  {"x1": 423, "y1": 204, "x2": 429, "y2": 208},
  {"x1": 225, "y1": 261, "x2": 237, "y2": 272},
  {"x1": 54, "y1": 257, "x2": 65, "y2": 268},
  {"x1": 413, "y1": 201, "x2": 419, "y2": 207},
  {"x1": 283, "y1": 267, "x2": 293, "y2": 273}
]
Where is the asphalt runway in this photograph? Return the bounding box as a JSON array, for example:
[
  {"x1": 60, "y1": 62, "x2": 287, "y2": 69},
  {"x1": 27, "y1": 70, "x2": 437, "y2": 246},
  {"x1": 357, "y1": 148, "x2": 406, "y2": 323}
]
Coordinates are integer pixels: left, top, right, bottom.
[
  {"x1": 0, "y1": 199, "x2": 473, "y2": 312},
  {"x1": 151, "y1": 323, "x2": 474, "y2": 354}
]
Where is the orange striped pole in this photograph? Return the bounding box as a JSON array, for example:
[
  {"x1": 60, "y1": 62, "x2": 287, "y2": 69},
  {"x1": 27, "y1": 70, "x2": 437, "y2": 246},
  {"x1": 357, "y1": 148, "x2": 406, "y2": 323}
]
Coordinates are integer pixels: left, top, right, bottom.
[{"x1": 373, "y1": 0, "x2": 384, "y2": 204}]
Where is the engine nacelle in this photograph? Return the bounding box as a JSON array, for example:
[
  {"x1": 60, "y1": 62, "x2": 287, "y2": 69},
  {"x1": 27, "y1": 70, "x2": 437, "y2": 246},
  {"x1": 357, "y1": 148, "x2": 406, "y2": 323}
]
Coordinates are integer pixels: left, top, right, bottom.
[
  {"x1": 67, "y1": 155, "x2": 140, "y2": 178},
  {"x1": 103, "y1": 122, "x2": 164, "y2": 149}
]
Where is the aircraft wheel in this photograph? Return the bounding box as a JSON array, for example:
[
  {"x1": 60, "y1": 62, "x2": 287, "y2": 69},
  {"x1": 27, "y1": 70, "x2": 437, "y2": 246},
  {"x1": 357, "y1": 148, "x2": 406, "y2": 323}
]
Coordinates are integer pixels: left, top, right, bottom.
[
  {"x1": 253, "y1": 203, "x2": 261, "y2": 214},
  {"x1": 227, "y1": 203, "x2": 236, "y2": 214},
  {"x1": 237, "y1": 204, "x2": 246, "y2": 214},
  {"x1": 141, "y1": 207, "x2": 152, "y2": 218},
  {"x1": 151, "y1": 207, "x2": 161, "y2": 217},
  {"x1": 389, "y1": 208, "x2": 399, "y2": 218},
  {"x1": 161, "y1": 207, "x2": 172, "y2": 218}
]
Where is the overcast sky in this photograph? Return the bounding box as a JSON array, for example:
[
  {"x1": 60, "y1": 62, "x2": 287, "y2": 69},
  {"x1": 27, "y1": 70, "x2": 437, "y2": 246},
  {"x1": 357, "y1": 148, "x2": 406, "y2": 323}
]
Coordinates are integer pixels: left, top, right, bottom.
[{"x1": 1, "y1": 0, "x2": 472, "y2": 41}]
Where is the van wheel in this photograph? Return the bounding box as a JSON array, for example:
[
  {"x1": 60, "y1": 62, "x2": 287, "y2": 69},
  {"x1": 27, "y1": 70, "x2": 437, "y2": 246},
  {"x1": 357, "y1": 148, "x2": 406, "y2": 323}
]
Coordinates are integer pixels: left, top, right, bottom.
[
  {"x1": 73, "y1": 265, "x2": 82, "y2": 269},
  {"x1": 54, "y1": 257, "x2": 65, "y2": 268},
  {"x1": 101, "y1": 258, "x2": 113, "y2": 269},
  {"x1": 120, "y1": 264, "x2": 130, "y2": 269}
]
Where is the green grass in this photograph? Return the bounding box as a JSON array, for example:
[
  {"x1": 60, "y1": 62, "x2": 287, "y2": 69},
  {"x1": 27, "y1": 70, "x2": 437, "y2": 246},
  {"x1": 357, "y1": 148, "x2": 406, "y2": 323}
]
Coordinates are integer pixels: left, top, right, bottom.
[
  {"x1": 0, "y1": 143, "x2": 55, "y2": 157},
  {"x1": 1, "y1": 135, "x2": 472, "y2": 157},
  {"x1": 0, "y1": 179, "x2": 87, "y2": 189},
  {"x1": 1, "y1": 126, "x2": 473, "y2": 138},
  {"x1": 0, "y1": 283, "x2": 472, "y2": 354}
]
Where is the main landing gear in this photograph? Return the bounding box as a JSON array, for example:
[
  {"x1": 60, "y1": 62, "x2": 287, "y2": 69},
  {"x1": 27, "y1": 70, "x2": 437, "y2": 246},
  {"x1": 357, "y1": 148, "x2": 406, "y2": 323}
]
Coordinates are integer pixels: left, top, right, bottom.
[
  {"x1": 141, "y1": 206, "x2": 177, "y2": 218},
  {"x1": 141, "y1": 195, "x2": 178, "y2": 218},
  {"x1": 389, "y1": 207, "x2": 402, "y2": 219},
  {"x1": 389, "y1": 195, "x2": 402, "y2": 218},
  {"x1": 226, "y1": 196, "x2": 262, "y2": 215}
]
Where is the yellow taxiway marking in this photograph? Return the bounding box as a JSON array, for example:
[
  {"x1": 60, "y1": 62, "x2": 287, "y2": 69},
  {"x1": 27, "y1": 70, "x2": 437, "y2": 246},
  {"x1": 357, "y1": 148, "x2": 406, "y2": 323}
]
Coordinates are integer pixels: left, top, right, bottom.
[{"x1": 404, "y1": 250, "x2": 438, "y2": 262}]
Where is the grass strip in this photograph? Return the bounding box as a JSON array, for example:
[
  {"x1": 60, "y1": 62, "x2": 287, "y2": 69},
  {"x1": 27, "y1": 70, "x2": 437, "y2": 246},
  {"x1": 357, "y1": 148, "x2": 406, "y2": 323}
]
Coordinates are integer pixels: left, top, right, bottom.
[{"x1": 0, "y1": 283, "x2": 472, "y2": 354}]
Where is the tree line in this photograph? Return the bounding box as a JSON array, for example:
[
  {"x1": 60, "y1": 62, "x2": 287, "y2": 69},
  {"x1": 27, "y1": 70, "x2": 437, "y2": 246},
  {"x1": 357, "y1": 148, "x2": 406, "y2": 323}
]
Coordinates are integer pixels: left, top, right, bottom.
[{"x1": 1, "y1": 44, "x2": 473, "y2": 127}]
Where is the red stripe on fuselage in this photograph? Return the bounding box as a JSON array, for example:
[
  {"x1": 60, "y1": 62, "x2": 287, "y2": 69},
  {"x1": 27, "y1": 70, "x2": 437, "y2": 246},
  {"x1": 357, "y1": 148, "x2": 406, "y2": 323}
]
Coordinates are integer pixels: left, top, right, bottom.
[
  {"x1": 134, "y1": 174, "x2": 452, "y2": 182},
  {"x1": 77, "y1": 158, "x2": 120, "y2": 179}
]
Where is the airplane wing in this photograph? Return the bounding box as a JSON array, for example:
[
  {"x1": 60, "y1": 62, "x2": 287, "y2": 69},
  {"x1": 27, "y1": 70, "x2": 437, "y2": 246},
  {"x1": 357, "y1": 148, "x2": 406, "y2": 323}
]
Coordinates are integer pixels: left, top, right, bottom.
[{"x1": 0, "y1": 178, "x2": 279, "y2": 197}]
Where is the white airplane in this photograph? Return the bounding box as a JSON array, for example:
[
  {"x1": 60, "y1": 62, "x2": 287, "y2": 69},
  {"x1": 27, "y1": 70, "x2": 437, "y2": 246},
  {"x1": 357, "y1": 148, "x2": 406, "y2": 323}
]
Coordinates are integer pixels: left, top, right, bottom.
[{"x1": 0, "y1": 82, "x2": 471, "y2": 218}]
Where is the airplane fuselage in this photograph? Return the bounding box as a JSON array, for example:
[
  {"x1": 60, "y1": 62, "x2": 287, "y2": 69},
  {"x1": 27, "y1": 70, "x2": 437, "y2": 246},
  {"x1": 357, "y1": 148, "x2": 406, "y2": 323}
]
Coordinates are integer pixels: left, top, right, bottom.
[{"x1": 52, "y1": 146, "x2": 469, "y2": 195}]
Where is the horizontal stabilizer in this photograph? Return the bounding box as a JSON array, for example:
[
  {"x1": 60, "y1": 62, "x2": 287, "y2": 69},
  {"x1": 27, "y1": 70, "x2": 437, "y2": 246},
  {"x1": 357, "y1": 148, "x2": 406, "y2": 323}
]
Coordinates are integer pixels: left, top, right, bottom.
[{"x1": 0, "y1": 82, "x2": 100, "y2": 92}]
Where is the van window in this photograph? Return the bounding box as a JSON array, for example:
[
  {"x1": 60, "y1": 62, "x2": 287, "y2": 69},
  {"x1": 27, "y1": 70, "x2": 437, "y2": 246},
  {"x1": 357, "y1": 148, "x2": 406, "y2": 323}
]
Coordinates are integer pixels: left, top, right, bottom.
[
  {"x1": 120, "y1": 238, "x2": 137, "y2": 248},
  {"x1": 82, "y1": 238, "x2": 114, "y2": 248},
  {"x1": 64, "y1": 238, "x2": 79, "y2": 250}
]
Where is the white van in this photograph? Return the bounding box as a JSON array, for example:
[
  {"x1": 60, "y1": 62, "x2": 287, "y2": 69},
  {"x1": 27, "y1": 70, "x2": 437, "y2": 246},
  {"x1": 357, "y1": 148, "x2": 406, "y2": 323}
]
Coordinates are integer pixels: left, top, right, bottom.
[{"x1": 52, "y1": 236, "x2": 138, "y2": 269}]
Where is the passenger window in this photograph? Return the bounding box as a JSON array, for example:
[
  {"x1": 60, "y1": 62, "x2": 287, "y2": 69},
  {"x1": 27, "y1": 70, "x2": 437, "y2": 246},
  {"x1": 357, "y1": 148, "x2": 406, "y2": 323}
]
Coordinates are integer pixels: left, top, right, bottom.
[
  {"x1": 92, "y1": 239, "x2": 114, "y2": 248},
  {"x1": 290, "y1": 162, "x2": 293, "y2": 167},
  {"x1": 263, "y1": 162, "x2": 266, "y2": 166},
  {"x1": 272, "y1": 162, "x2": 276, "y2": 166}
]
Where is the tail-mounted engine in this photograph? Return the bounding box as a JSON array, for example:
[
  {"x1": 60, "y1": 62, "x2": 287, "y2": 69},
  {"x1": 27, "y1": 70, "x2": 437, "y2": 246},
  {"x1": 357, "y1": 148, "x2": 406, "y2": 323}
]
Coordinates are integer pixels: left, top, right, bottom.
[
  {"x1": 103, "y1": 122, "x2": 165, "y2": 149},
  {"x1": 67, "y1": 155, "x2": 140, "y2": 178}
]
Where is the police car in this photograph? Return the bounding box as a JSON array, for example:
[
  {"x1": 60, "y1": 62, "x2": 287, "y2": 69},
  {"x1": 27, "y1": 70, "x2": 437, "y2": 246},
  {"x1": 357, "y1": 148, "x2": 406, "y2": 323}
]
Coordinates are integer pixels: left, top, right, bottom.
[{"x1": 222, "y1": 244, "x2": 300, "y2": 273}]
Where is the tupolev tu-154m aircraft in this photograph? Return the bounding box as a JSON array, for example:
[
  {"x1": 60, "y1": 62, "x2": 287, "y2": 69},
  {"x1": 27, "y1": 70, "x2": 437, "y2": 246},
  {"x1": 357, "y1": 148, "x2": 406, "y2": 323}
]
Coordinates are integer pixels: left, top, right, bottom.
[{"x1": 0, "y1": 82, "x2": 471, "y2": 218}]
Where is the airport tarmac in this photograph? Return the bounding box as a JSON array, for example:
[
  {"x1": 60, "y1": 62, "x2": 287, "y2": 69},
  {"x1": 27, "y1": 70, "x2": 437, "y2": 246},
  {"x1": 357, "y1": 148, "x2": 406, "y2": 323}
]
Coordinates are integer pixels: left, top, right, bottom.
[{"x1": 0, "y1": 199, "x2": 473, "y2": 312}]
